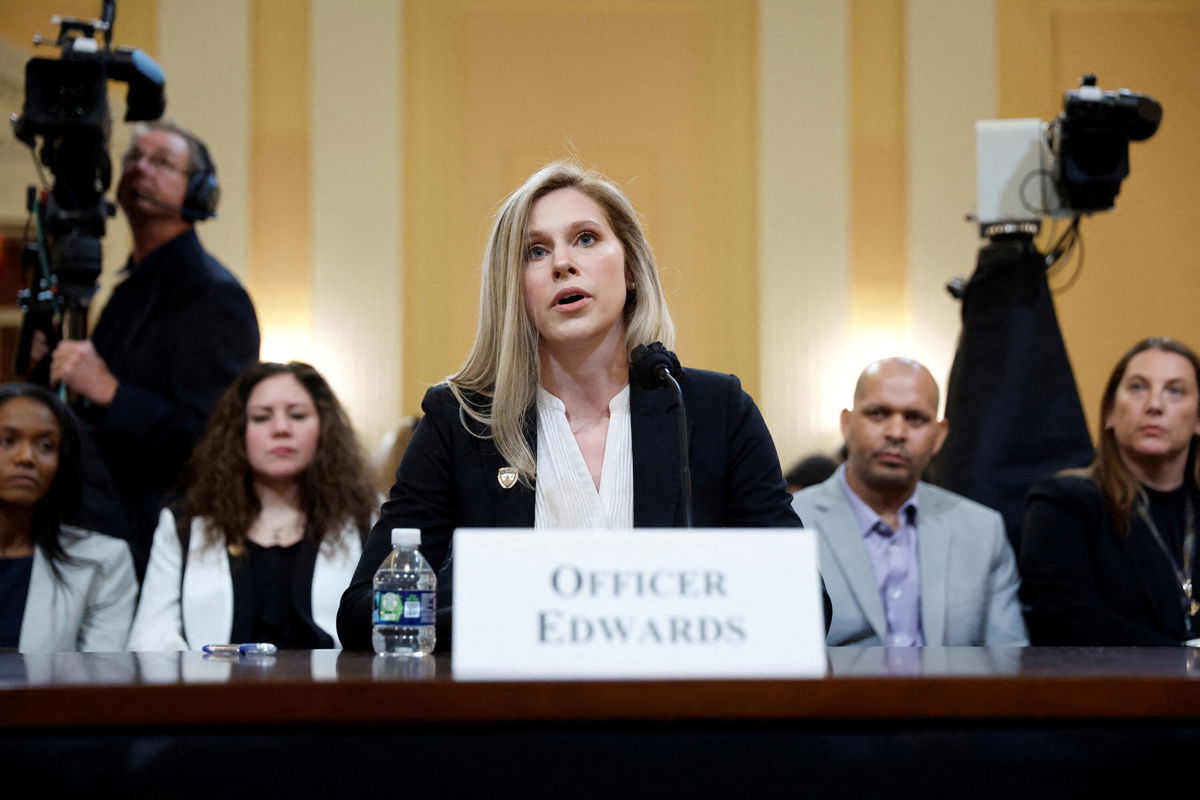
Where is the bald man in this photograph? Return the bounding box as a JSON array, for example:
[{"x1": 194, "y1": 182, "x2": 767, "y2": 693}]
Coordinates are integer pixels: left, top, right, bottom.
[{"x1": 792, "y1": 358, "x2": 1027, "y2": 647}]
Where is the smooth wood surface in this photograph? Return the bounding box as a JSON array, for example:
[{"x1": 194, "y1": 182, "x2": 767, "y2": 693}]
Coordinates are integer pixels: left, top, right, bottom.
[{"x1": 2, "y1": 647, "x2": 1200, "y2": 730}]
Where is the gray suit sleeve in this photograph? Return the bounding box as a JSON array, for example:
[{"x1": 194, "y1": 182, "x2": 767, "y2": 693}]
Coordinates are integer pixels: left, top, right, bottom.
[{"x1": 983, "y1": 511, "x2": 1029, "y2": 646}]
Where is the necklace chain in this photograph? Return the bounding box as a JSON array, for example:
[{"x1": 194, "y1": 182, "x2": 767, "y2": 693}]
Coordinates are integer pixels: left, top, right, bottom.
[
  {"x1": 258, "y1": 515, "x2": 304, "y2": 546},
  {"x1": 1135, "y1": 488, "x2": 1199, "y2": 628},
  {"x1": 569, "y1": 411, "x2": 608, "y2": 436}
]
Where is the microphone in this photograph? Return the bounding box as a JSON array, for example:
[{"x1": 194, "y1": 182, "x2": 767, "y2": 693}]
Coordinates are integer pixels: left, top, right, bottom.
[
  {"x1": 630, "y1": 342, "x2": 692, "y2": 527},
  {"x1": 630, "y1": 342, "x2": 682, "y2": 389},
  {"x1": 130, "y1": 191, "x2": 217, "y2": 221}
]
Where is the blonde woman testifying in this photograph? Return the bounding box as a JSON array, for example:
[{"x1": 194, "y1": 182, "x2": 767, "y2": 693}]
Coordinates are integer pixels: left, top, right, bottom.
[{"x1": 338, "y1": 161, "x2": 803, "y2": 650}]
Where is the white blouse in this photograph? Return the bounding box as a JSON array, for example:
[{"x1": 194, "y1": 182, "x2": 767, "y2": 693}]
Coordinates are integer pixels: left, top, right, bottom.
[{"x1": 534, "y1": 385, "x2": 633, "y2": 529}]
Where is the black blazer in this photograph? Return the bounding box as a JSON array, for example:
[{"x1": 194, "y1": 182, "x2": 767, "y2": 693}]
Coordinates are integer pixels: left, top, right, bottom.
[
  {"x1": 1020, "y1": 474, "x2": 1195, "y2": 645},
  {"x1": 337, "y1": 368, "x2": 802, "y2": 650}
]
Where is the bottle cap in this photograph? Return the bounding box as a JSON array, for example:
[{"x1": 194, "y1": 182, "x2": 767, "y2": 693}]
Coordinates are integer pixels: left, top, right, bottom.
[{"x1": 391, "y1": 527, "x2": 421, "y2": 547}]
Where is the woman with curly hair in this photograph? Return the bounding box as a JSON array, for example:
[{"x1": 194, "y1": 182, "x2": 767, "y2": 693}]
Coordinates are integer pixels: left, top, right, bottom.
[
  {"x1": 0, "y1": 383, "x2": 135, "y2": 652},
  {"x1": 128, "y1": 362, "x2": 377, "y2": 650}
]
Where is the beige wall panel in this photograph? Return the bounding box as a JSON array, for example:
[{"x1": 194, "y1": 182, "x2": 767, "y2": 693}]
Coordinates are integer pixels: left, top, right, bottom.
[
  {"x1": 0, "y1": 1, "x2": 113, "y2": 53},
  {"x1": 848, "y1": 0, "x2": 909, "y2": 349},
  {"x1": 758, "y1": 0, "x2": 852, "y2": 462},
  {"x1": 996, "y1": 0, "x2": 1057, "y2": 120},
  {"x1": 906, "y1": 0, "x2": 996, "y2": 394},
  {"x1": 403, "y1": 0, "x2": 758, "y2": 412},
  {"x1": 158, "y1": 0, "x2": 251, "y2": 282},
  {"x1": 0, "y1": 39, "x2": 28, "y2": 220},
  {"x1": 251, "y1": 0, "x2": 311, "y2": 368},
  {"x1": 1046, "y1": 1, "x2": 1200, "y2": 431},
  {"x1": 310, "y1": 0, "x2": 403, "y2": 449}
]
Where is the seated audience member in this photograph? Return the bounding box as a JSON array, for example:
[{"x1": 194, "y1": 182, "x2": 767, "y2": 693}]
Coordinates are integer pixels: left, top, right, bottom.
[
  {"x1": 0, "y1": 384, "x2": 135, "y2": 652},
  {"x1": 785, "y1": 454, "x2": 838, "y2": 493},
  {"x1": 128, "y1": 363, "x2": 376, "y2": 650},
  {"x1": 793, "y1": 358, "x2": 1027, "y2": 646},
  {"x1": 1022, "y1": 337, "x2": 1200, "y2": 645},
  {"x1": 338, "y1": 161, "x2": 802, "y2": 650}
]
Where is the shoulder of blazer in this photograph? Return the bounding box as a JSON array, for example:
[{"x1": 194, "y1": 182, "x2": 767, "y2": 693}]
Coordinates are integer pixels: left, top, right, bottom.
[
  {"x1": 792, "y1": 473, "x2": 844, "y2": 514},
  {"x1": 917, "y1": 481, "x2": 1001, "y2": 523},
  {"x1": 422, "y1": 381, "x2": 539, "y2": 455},
  {"x1": 421, "y1": 382, "x2": 496, "y2": 439},
  {"x1": 1029, "y1": 471, "x2": 1099, "y2": 498},
  {"x1": 677, "y1": 367, "x2": 741, "y2": 401},
  {"x1": 1026, "y1": 473, "x2": 1105, "y2": 520},
  {"x1": 57, "y1": 525, "x2": 133, "y2": 565},
  {"x1": 634, "y1": 366, "x2": 744, "y2": 420}
]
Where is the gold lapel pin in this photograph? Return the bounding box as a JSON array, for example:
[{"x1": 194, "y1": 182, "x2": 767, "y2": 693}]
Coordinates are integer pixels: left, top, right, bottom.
[{"x1": 497, "y1": 467, "x2": 518, "y2": 489}]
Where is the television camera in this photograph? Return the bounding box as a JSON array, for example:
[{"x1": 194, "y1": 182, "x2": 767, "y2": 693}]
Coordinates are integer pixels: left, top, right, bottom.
[
  {"x1": 9, "y1": 0, "x2": 165, "y2": 377},
  {"x1": 974, "y1": 74, "x2": 1161, "y2": 240}
]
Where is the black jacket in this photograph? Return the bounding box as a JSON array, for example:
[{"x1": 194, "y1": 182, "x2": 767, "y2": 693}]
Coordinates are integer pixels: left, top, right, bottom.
[
  {"x1": 86, "y1": 230, "x2": 260, "y2": 572},
  {"x1": 1020, "y1": 473, "x2": 1196, "y2": 645},
  {"x1": 337, "y1": 368, "x2": 802, "y2": 650}
]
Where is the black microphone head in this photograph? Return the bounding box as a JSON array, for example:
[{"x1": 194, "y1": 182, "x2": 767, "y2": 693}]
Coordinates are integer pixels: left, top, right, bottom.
[{"x1": 630, "y1": 342, "x2": 682, "y2": 389}]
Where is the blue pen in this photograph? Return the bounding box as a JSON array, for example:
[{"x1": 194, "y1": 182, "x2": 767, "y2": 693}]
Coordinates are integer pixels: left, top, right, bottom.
[{"x1": 202, "y1": 643, "x2": 278, "y2": 656}]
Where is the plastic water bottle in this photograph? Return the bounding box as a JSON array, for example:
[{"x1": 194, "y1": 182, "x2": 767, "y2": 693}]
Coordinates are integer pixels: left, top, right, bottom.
[{"x1": 372, "y1": 528, "x2": 436, "y2": 656}]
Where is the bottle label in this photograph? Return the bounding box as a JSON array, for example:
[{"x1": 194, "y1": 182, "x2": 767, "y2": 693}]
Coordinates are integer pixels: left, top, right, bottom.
[{"x1": 373, "y1": 590, "x2": 435, "y2": 626}]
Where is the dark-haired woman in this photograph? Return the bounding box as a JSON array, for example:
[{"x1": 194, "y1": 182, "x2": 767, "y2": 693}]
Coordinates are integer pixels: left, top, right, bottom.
[
  {"x1": 1021, "y1": 337, "x2": 1200, "y2": 645},
  {"x1": 128, "y1": 362, "x2": 377, "y2": 650},
  {"x1": 0, "y1": 384, "x2": 135, "y2": 652}
]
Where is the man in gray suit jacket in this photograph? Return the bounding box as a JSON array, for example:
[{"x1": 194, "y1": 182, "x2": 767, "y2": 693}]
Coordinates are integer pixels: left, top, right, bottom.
[{"x1": 792, "y1": 358, "x2": 1027, "y2": 647}]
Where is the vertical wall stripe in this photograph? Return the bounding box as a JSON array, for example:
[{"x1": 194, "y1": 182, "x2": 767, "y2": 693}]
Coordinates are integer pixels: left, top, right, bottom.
[
  {"x1": 250, "y1": 0, "x2": 311, "y2": 367},
  {"x1": 758, "y1": 0, "x2": 852, "y2": 460},
  {"x1": 848, "y1": 0, "x2": 909, "y2": 347},
  {"x1": 310, "y1": 0, "x2": 403, "y2": 449},
  {"x1": 905, "y1": 0, "x2": 996, "y2": 390},
  {"x1": 117, "y1": 0, "x2": 159, "y2": 58},
  {"x1": 996, "y1": 0, "x2": 1056, "y2": 120},
  {"x1": 158, "y1": 0, "x2": 251, "y2": 282}
]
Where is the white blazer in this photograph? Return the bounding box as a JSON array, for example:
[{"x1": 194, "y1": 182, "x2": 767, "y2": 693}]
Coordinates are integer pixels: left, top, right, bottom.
[
  {"x1": 127, "y1": 508, "x2": 364, "y2": 650},
  {"x1": 18, "y1": 527, "x2": 137, "y2": 653}
]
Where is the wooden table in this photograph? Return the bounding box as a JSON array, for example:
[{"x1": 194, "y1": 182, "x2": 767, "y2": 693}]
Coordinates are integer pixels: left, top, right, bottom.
[{"x1": 3, "y1": 647, "x2": 1199, "y2": 797}]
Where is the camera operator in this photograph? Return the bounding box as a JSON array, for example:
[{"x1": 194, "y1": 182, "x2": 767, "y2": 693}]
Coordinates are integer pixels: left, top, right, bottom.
[{"x1": 47, "y1": 119, "x2": 260, "y2": 577}]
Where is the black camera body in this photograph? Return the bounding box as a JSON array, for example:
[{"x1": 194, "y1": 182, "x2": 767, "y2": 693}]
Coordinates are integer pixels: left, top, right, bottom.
[
  {"x1": 975, "y1": 75, "x2": 1161, "y2": 233},
  {"x1": 1052, "y1": 74, "x2": 1163, "y2": 214},
  {"x1": 10, "y1": 1, "x2": 165, "y2": 373}
]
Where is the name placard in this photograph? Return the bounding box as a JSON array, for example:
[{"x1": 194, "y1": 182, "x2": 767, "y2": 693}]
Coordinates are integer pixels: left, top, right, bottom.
[{"x1": 451, "y1": 528, "x2": 826, "y2": 679}]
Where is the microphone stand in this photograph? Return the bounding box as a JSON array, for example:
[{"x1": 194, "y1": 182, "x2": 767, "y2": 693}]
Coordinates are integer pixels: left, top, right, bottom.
[{"x1": 658, "y1": 366, "x2": 693, "y2": 528}]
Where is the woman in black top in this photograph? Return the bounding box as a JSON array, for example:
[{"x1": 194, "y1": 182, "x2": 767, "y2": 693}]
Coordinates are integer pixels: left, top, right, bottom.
[
  {"x1": 1021, "y1": 337, "x2": 1200, "y2": 645},
  {"x1": 128, "y1": 363, "x2": 376, "y2": 650}
]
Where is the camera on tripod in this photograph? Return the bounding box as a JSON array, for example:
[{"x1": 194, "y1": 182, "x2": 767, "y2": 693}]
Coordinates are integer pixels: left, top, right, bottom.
[
  {"x1": 9, "y1": 0, "x2": 165, "y2": 377},
  {"x1": 974, "y1": 74, "x2": 1162, "y2": 236}
]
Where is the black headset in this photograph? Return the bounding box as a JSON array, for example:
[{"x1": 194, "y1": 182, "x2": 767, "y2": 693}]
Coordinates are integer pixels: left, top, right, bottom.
[{"x1": 182, "y1": 138, "x2": 220, "y2": 222}]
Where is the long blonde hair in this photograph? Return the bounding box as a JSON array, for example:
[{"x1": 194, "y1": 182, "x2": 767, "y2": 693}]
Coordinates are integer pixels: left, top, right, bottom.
[{"x1": 447, "y1": 161, "x2": 675, "y2": 484}]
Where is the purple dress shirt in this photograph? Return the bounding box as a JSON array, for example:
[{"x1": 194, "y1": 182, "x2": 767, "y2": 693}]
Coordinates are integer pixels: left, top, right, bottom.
[{"x1": 838, "y1": 469, "x2": 925, "y2": 647}]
